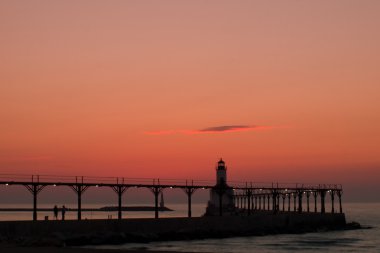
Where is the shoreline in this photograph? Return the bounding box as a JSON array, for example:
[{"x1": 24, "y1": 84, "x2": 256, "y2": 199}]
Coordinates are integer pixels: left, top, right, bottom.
[{"x1": 0, "y1": 212, "x2": 350, "y2": 247}]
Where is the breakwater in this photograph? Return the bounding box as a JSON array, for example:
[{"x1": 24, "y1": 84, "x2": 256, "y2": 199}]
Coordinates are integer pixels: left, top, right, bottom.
[
  {"x1": 0, "y1": 206, "x2": 173, "y2": 212},
  {"x1": 0, "y1": 211, "x2": 347, "y2": 247}
]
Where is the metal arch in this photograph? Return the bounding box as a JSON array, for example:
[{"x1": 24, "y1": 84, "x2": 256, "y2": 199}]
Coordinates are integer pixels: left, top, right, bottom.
[
  {"x1": 24, "y1": 184, "x2": 46, "y2": 195},
  {"x1": 111, "y1": 185, "x2": 129, "y2": 195},
  {"x1": 148, "y1": 185, "x2": 164, "y2": 195},
  {"x1": 182, "y1": 186, "x2": 197, "y2": 196},
  {"x1": 69, "y1": 184, "x2": 90, "y2": 194}
]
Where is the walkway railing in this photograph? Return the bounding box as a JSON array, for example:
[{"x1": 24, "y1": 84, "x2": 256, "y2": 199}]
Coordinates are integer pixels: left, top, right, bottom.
[{"x1": 0, "y1": 174, "x2": 343, "y2": 221}]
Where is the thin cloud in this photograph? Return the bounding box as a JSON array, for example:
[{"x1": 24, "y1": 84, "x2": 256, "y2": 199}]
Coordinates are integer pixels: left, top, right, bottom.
[
  {"x1": 144, "y1": 125, "x2": 277, "y2": 135},
  {"x1": 198, "y1": 125, "x2": 257, "y2": 133}
]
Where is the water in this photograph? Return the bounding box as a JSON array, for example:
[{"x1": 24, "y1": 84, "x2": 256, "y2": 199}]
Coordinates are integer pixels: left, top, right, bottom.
[
  {"x1": 91, "y1": 203, "x2": 380, "y2": 253},
  {"x1": 1, "y1": 202, "x2": 379, "y2": 252},
  {"x1": 0, "y1": 203, "x2": 208, "y2": 221}
]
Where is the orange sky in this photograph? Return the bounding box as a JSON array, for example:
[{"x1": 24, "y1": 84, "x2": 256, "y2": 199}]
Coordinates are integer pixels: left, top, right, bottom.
[{"x1": 0, "y1": 1, "x2": 379, "y2": 201}]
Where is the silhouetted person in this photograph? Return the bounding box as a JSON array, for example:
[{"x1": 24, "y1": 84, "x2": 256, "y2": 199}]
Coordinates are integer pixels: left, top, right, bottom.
[
  {"x1": 61, "y1": 205, "x2": 66, "y2": 220},
  {"x1": 53, "y1": 205, "x2": 58, "y2": 220}
]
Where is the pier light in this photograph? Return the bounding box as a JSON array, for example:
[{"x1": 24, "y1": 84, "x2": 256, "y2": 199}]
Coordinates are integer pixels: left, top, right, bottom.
[
  {"x1": 260, "y1": 189, "x2": 262, "y2": 191},
  {"x1": 303, "y1": 191, "x2": 306, "y2": 194},
  {"x1": 170, "y1": 186, "x2": 173, "y2": 189},
  {"x1": 285, "y1": 189, "x2": 288, "y2": 192},
  {"x1": 5, "y1": 183, "x2": 8, "y2": 186},
  {"x1": 202, "y1": 187, "x2": 205, "y2": 189},
  {"x1": 96, "y1": 185, "x2": 99, "y2": 187},
  {"x1": 53, "y1": 184, "x2": 57, "y2": 187}
]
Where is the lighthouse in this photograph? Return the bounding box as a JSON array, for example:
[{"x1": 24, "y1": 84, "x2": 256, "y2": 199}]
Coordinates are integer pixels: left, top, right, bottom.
[
  {"x1": 205, "y1": 158, "x2": 235, "y2": 215},
  {"x1": 216, "y1": 158, "x2": 227, "y2": 185}
]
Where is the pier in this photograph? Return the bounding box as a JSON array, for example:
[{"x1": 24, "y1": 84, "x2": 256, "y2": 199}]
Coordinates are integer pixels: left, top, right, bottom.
[
  {"x1": 0, "y1": 174, "x2": 343, "y2": 221},
  {"x1": 233, "y1": 182, "x2": 343, "y2": 215}
]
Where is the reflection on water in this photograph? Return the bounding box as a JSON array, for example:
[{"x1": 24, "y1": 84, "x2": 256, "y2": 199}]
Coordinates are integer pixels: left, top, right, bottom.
[
  {"x1": 91, "y1": 203, "x2": 380, "y2": 253},
  {"x1": 0, "y1": 203, "x2": 207, "y2": 221}
]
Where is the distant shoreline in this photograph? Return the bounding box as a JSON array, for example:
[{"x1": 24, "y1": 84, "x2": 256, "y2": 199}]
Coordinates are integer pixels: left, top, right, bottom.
[{"x1": 0, "y1": 206, "x2": 173, "y2": 212}]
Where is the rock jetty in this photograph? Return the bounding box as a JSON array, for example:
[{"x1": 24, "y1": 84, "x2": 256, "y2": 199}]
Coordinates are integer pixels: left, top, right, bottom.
[{"x1": 0, "y1": 211, "x2": 352, "y2": 247}]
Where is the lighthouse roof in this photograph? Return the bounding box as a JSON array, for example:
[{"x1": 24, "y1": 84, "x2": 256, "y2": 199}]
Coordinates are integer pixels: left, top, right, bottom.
[{"x1": 217, "y1": 158, "x2": 226, "y2": 171}]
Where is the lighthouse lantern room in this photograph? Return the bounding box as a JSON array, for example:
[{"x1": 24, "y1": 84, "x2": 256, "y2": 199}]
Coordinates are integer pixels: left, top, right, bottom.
[{"x1": 216, "y1": 158, "x2": 227, "y2": 185}]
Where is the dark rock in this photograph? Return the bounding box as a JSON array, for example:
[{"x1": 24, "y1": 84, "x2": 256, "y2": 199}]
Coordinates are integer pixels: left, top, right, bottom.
[{"x1": 345, "y1": 221, "x2": 363, "y2": 230}]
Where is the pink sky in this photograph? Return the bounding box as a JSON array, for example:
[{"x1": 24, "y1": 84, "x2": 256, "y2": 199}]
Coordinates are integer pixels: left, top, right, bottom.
[{"x1": 0, "y1": 1, "x2": 379, "y2": 202}]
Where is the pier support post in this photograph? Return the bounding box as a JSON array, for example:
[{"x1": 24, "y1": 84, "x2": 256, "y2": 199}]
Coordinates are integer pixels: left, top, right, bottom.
[
  {"x1": 258, "y1": 196, "x2": 261, "y2": 210},
  {"x1": 254, "y1": 196, "x2": 257, "y2": 210},
  {"x1": 306, "y1": 191, "x2": 310, "y2": 212},
  {"x1": 313, "y1": 191, "x2": 318, "y2": 213},
  {"x1": 272, "y1": 191, "x2": 278, "y2": 213},
  {"x1": 293, "y1": 194, "x2": 297, "y2": 212},
  {"x1": 70, "y1": 181, "x2": 89, "y2": 220},
  {"x1": 262, "y1": 195, "x2": 265, "y2": 210},
  {"x1": 246, "y1": 189, "x2": 252, "y2": 215},
  {"x1": 183, "y1": 187, "x2": 196, "y2": 218},
  {"x1": 267, "y1": 195, "x2": 270, "y2": 211},
  {"x1": 337, "y1": 190, "x2": 343, "y2": 213},
  {"x1": 330, "y1": 190, "x2": 335, "y2": 213},
  {"x1": 287, "y1": 194, "x2": 291, "y2": 212},
  {"x1": 320, "y1": 190, "x2": 326, "y2": 214},
  {"x1": 298, "y1": 191, "x2": 303, "y2": 213},
  {"x1": 111, "y1": 185, "x2": 129, "y2": 220},
  {"x1": 24, "y1": 183, "x2": 45, "y2": 221},
  {"x1": 282, "y1": 194, "x2": 285, "y2": 211},
  {"x1": 150, "y1": 185, "x2": 163, "y2": 219}
]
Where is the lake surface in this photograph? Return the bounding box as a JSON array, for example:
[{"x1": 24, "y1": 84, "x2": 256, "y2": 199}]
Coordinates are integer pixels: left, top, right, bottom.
[
  {"x1": 0, "y1": 203, "x2": 207, "y2": 221},
  {"x1": 92, "y1": 203, "x2": 380, "y2": 253},
  {"x1": 0, "y1": 202, "x2": 379, "y2": 252}
]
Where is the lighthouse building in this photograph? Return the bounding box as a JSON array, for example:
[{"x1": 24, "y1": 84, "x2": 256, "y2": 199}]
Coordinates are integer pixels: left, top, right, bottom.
[{"x1": 205, "y1": 159, "x2": 235, "y2": 215}]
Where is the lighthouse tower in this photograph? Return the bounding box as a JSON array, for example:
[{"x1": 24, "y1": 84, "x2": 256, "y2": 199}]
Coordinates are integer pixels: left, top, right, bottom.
[
  {"x1": 205, "y1": 158, "x2": 235, "y2": 215},
  {"x1": 216, "y1": 158, "x2": 227, "y2": 185}
]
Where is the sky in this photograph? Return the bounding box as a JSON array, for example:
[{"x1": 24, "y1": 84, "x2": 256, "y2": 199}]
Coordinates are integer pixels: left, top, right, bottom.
[{"x1": 0, "y1": 1, "x2": 379, "y2": 202}]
